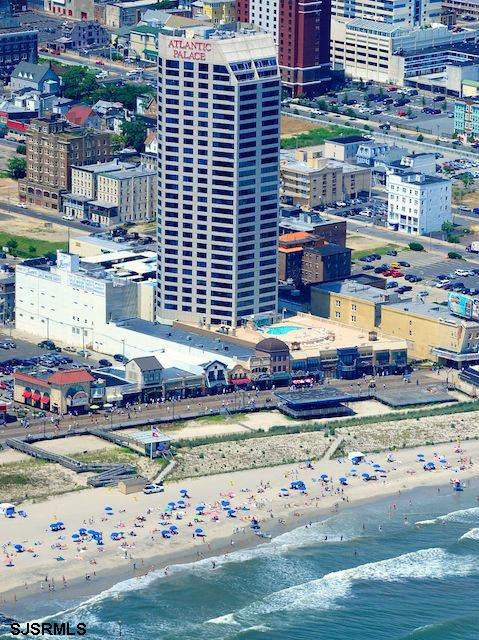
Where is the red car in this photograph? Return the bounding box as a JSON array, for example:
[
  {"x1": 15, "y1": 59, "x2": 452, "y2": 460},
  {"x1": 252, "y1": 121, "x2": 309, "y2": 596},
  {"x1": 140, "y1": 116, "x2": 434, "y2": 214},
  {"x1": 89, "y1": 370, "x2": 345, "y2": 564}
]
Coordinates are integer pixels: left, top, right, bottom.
[
  {"x1": 387, "y1": 85, "x2": 398, "y2": 92},
  {"x1": 95, "y1": 60, "x2": 104, "y2": 66},
  {"x1": 391, "y1": 270, "x2": 404, "y2": 278}
]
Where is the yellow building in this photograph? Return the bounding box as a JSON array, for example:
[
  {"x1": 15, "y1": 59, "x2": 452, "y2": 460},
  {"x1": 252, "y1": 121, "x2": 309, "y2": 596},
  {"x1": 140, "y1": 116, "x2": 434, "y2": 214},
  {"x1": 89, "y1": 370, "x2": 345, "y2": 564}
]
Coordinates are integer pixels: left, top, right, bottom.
[
  {"x1": 311, "y1": 280, "x2": 395, "y2": 332},
  {"x1": 202, "y1": 0, "x2": 236, "y2": 24},
  {"x1": 380, "y1": 301, "x2": 479, "y2": 364},
  {"x1": 280, "y1": 146, "x2": 371, "y2": 209}
]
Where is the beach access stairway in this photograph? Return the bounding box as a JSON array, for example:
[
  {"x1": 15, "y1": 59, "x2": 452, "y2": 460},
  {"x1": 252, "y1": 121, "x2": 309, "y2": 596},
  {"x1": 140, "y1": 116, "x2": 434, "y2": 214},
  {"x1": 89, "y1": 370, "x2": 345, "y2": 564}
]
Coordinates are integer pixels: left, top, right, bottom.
[{"x1": 5, "y1": 437, "x2": 137, "y2": 487}]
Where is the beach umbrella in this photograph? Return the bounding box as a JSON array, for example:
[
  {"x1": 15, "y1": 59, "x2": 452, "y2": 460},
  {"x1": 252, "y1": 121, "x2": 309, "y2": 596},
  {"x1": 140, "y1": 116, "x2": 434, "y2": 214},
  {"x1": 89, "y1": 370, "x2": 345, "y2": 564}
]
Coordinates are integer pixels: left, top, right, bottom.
[
  {"x1": 221, "y1": 499, "x2": 230, "y2": 506},
  {"x1": 180, "y1": 489, "x2": 189, "y2": 495},
  {"x1": 177, "y1": 499, "x2": 186, "y2": 507},
  {"x1": 14, "y1": 544, "x2": 24, "y2": 552},
  {"x1": 79, "y1": 527, "x2": 87, "y2": 534},
  {"x1": 195, "y1": 527, "x2": 204, "y2": 534},
  {"x1": 87, "y1": 529, "x2": 97, "y2": 535},
  {"x1": 227, "y1": 509, "x2": 237, "y2": 517},
  {"x1": 339, "y1": 476, "x2": 348, "y2": 482},
  {"x1": 372, "y1": 463, "x2": 381, "y2": 469},
  {"x1": 71, "y1": 533, "x2": 80, "y2": 539},
  {"x1": 361, "y1": 472, "x2": 370, "y2": 478},
  {"x1": 167, "y1": 501, "x2": 176, "y2": 509},
  {"x1": 350, "y1": 468, "x2": 357, "y2": 475},
  {"x1": 169, "y1": 525, "x2": 178, "y2": 532},
  {"x1": 161, "y1": 530, "x2": 171, "y2": 538},
  {"x1": 320, "y1": 473, "x2": 329, "y2": 480}
]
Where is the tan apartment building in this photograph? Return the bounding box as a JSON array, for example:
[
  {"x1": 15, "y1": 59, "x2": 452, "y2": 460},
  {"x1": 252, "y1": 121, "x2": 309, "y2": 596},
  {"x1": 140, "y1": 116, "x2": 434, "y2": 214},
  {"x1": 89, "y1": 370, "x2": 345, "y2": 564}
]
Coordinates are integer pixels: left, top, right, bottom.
[
  {"x1": 311, "y1": 280, "x2": 399, "y2": 331},
  {"x1": 380, "y1": 301, "x2": 479, "y2": 365},
  {"x1": 18, "y1": 115, "x2": 112, "y2": 211},
  {"x1": 94, "y1": 165, "x2": 157, "y2": 225},
  {"x1": 281, "y1": 146, "x2": 371, "y2": 209}
]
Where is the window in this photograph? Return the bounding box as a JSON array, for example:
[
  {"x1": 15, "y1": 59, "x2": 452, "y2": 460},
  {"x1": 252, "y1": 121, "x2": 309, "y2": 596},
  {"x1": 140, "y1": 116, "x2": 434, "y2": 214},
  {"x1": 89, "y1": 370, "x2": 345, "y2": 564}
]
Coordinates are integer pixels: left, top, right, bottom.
[
  {"x1": 335, "y1": 300, "x2": 341, "y2": 307},
  {"x1": 335, "y1": 311, "x2": 341, "y2": 319}
]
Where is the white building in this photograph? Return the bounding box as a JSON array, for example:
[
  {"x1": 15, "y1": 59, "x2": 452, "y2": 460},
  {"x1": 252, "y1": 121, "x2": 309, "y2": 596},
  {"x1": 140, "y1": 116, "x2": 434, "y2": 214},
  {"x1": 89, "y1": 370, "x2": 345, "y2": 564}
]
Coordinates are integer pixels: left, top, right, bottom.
[
  {"x1": 386, "y1": 172, "x2": 452, "y2": 236},
  {"x1": 156, "y1": 26, "x2": 280, "y2": 329},
  {"x1": 331, "y1": 19, "x2": 479, "y2": 83},
  {"x1": 331, "y1": 0, "x2": 441, "y2": 28},
  {"x1": 15, "y1": 252, "x2": 139, "y2": 349}
]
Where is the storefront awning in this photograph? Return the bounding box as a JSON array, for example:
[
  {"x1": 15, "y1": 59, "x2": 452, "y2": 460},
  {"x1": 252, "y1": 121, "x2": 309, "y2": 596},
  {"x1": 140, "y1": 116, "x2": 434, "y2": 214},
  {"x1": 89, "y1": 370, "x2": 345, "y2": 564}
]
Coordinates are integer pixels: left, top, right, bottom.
[
  {"x1": 41, "y1": 395, "x2": 50, "y2": 404},
  {"x1": 32, "y1": 392, "x2": 41, "y2": 402},
  {"x1": 231, "y1": 377, "x2": 251, "y2": 385},
  {"x1": 22, "y1": 390, "x2": 32, "y2": 398}
]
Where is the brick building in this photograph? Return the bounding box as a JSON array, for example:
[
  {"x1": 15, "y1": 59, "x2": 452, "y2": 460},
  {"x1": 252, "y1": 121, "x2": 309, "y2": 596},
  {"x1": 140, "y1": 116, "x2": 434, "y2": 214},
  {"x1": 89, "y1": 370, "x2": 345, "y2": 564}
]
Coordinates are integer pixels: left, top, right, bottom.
[
  {"x1": 18, "y1": 114, "x2": 112, "y2": 210},
  {"x1": 302, "y1": 243, "x2": 352, "y2": 285}
]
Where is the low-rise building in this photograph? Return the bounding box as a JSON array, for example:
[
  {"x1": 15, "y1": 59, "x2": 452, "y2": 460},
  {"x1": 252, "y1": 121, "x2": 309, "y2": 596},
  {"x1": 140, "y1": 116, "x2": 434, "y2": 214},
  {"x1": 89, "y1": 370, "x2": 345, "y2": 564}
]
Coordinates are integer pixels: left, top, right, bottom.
[
  {"x1": 44, "y1": 0, "x2": 94, "y2": 20},
  {"x1": 10, "y1": 62, "x2": 61, "y2": 95},
  {"x1": 323, "y1": 135, "x2": 371, "y2": 162},
  {"x1": 104, "y1": 0, "x2": 160, "y2": 29},
  {"x1": 311, "y1": 280, "x2": 399, "y2": 331},
  {"x1": 281, "y1": 147, "x2": 371, "y2": 209},
  {"x1": 57, "y1": 20, "x2": 109, "y2": 51},
  {"x1": 381, "y1": 300, "x2": 479, "y2": 366},
  {"x1": 455, "y1": 98, "x2": 479, "y2": 137},
  {"x1": 128, "y1": 23, "x2": 160, "y2": 61},
  {"x1": 94, "y1": 165, "x2": 156, "y2": 225},
  {"x1": 65, "y1": 104, "x2": 101, "y2": 129},
  {"x1": 15, "y1": 251, "x2": 140, "y2": 348},
  {"x1": 141, "y1": 130, "x2": 157, "y2": 170},
  {"x1": 0, "y1": 274, "x2": 14, "y2": 324},
  {"x1": 302, "y1": 244, "x2": 352, "y2": 285},
  {"x1": 279, "y1": 206, "x2": 347, "y2": 246},
  {"x1": 278, "y1": 231, "x2": 319, "y2": 286},
  {"x1": 14, "y1": 368, "x2": 93, "y2": 414},
  {"x1": 387, "y1": 172, "x2": 452, "y2": 235}
]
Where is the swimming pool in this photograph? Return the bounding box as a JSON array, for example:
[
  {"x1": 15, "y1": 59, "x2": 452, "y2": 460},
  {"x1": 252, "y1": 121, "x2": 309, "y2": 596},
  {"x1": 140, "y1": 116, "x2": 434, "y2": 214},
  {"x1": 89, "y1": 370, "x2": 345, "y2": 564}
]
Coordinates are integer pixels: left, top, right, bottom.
[{"x1": 267, "y1": 325, "x2": 300, "y2": 336}]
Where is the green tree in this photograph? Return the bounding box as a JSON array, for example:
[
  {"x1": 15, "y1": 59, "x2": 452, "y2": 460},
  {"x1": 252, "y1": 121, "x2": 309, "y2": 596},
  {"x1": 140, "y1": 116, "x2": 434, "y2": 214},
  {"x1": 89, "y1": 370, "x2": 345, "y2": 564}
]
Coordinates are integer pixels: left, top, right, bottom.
[
  {"x1": 448, "y1": 251, "x2": 462, "y2": 259},
  {"x1": 16, "y1": 144, "x2": 26, "y2": 155},
  {"x1": 461, "y1": 174, "x2": 474, "y2": 189},
  {"x1": 6, "y1": 239, "x2": 18, "y2": 254},
  {"x1": 92, "y1": 82, "x2": 154, "y2": 111},
  {"x1": 441, "y1": 100, "x2": 448, "y2": 111},
  {"x1": 120, "y1": 119, "x2": 147, "y2": 152},
  {"x1": 7, "y1": 156, "x2": 26, "y2": 179},
  {"x1": 452, "y1": 186, "x2": 466, "y2": 205},
  {"x1": 61, "y1": 66, "x2": 98, "y2": 101},
  {"x1": 408, "y1": 242, "x2": 425, "y2": 251},
  {"x1": 28, "y1": 245, "x2": 37, "y2": 255},
  {"x1": 441, "y1": 220, "x2": 454, "y2": 234},
  {"x1": 416, "y1": 134, "x2": 424, "y2": 142}
]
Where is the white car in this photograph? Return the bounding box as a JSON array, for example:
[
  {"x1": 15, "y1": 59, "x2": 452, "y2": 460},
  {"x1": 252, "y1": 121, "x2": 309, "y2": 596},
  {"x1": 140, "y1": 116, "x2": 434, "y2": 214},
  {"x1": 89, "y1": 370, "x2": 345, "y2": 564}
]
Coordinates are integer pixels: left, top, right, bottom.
[
  {"x1": 18, "y1": 203, "x2": 28, "y2": 209},
  {"x1": 435, "y1": 280, "x2": 450, "y2": 288},
  {"x1": 143, "y1": 483, "x2": 164, "y2": 495},
  {"x1": 62, "y1": 215, "x2": 74, "y2": 221},
  {"x1": 455, "y1": 269, "x2": 470, "y2": 277}
]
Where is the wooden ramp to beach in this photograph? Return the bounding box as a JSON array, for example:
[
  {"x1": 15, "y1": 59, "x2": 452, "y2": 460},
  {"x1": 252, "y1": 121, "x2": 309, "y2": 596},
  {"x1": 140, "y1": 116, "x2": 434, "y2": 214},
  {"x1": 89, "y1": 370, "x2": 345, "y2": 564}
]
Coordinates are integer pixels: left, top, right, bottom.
[
  {"x1": 5, "y1": 437, "x2": 137, "y2": 487},
  {"x1": 86, "y1": 427, "x2": 136, "y2": 449}
]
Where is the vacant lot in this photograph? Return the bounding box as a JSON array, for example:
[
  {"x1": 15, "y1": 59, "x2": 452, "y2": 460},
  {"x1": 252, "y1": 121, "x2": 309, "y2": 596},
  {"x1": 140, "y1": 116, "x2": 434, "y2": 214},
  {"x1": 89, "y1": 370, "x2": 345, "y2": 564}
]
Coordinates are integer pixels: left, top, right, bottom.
[
  {"x1": 352, "y1": 243, "x2": 403, "y2": 260},
  {"x1": 281, "y1": 115, "x2": 321, "y2": 138},
  {"x1": 281, "y1": 123, "x2": 362, "y2": 149}
]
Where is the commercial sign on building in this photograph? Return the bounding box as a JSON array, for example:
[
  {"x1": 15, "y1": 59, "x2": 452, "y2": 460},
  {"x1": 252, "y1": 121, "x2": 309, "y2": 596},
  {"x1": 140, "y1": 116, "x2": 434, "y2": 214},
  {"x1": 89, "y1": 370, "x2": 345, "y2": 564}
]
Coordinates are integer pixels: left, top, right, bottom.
[
  {"x1": 167, "y1": 38, "x2": 212, "y2": 60},
  {"x1": 448, "y1": 292, "x2": 476, "y2": 319}
]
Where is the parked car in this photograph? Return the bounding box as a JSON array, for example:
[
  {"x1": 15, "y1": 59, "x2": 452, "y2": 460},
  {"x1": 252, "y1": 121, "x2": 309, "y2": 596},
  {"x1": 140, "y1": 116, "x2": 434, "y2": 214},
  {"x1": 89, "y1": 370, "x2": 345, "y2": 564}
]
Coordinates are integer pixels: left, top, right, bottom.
[
  {"x1": 362, "y1": 265, "x2": 374, "y2": 271},
  {"x1": 144, "y1": 483, "x2": 164, "y2": 495},
  {"x1": 113, "y1": 353, "x2": 128, "y2": 364},
  {"x1": 38, "y1": 340, "x2": 56, "y2": 350},
  {"x1": 386, "y1": 281, "x2": 398, "y2": 288},
  {"x1": 98, "y1": 359, "x2": 112, "y2": 367},
  {"x1": 386, "y1": 250, "x2": 398, "y2": 256},
  {"x1": 398, "y1": 261, "x2": 410, "y2": 267}
]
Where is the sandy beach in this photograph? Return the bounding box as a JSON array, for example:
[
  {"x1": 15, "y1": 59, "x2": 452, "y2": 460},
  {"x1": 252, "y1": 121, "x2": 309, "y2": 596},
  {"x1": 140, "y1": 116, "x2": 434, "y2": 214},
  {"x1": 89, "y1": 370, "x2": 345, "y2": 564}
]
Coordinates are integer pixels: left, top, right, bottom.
[{"x1": 1, "y1": 437, "x2": 478, "y2": 617}]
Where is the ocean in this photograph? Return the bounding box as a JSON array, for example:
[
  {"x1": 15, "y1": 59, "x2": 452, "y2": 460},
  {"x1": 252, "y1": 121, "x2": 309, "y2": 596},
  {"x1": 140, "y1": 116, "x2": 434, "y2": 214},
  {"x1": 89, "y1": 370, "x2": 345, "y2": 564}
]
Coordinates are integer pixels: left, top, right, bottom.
[{"x1": 2, "y1": 481, "x2": 479, "y2": 640}]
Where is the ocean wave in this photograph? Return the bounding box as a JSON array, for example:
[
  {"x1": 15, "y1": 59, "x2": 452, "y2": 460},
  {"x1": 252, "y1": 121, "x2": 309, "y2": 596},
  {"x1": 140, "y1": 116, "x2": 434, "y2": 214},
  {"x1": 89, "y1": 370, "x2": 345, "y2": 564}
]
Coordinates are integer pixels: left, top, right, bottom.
[
  {"x1": 212, "y1": 547, "x2": 479, "y2": 625},
  {"x1": 460, "y1": 527, "x2": 479, "y2": 541},
  {"x1": 415, "y1": 506, "x2": 479, "y2": 527}
]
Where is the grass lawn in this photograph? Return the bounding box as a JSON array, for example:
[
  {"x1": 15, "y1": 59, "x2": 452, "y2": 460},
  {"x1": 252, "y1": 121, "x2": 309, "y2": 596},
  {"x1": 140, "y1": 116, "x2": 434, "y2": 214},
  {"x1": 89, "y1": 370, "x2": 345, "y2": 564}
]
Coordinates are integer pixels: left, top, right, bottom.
[
  {"x1": 0, "y1": 232, "x2": 67, "y2": 258},
  {"x1": 352, "y1": 244, "x2": 403, "y2": 260},
  {"x1": 280, "y1": 125, "x2": 362, "y2": 149},
  {"x1": 72, "y1": 447, "x2": 138, "y2": 465}
]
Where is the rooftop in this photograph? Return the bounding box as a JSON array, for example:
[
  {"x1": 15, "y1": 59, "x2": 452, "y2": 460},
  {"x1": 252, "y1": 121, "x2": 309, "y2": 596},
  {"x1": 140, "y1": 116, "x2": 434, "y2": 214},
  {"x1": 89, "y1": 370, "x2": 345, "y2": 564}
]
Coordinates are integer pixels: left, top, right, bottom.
[
  {"x1": 128, "y1": 355, "x2": 161, "y2": 371},
  {"x1": 390, "y1": 171, "x2": 449, "y2": 186},
  {"x1": 72, "y1": 159, "x2": 135, "y2": 174},
  {"x1": 326, "y1": 135, "x2": 370, "y2": 145},
  {"x1": 313, "y1": 280, "x2": 396, "y2": 303},
  {"x1": 385, "y1": 300, "x2": 477, "y2": 325},
  {"x1": 101, "y1": 166, "x2": 156, "y2": 180},
  {"x1": 304, "y1": 244, "x2": 351, "y2": 257}
]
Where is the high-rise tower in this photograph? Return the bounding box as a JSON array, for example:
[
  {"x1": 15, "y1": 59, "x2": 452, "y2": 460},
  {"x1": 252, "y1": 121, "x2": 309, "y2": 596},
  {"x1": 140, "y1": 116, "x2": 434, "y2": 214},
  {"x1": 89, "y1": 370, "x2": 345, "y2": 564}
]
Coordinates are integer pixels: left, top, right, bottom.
[{"x1": 156, "y1": 27, "x2": 280, "y2": 328}]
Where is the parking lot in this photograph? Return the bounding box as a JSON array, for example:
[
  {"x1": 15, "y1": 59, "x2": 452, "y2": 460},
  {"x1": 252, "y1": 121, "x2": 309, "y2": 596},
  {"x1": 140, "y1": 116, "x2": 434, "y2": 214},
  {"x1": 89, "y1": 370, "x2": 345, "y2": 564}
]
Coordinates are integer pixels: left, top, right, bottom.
[
  {"x1": 286, "y1": 81, "x2": 458, "y2": 140},
  {"x1": 354, "y1": 247, "x2": 479, "y2": 302}
]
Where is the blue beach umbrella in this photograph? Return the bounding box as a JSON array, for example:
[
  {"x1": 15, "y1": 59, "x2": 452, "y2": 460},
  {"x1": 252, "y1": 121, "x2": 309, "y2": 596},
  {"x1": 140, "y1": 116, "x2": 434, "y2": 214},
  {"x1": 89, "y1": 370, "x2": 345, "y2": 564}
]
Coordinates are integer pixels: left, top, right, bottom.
[
  {"x1": 71, "y1": 533, "x2": 80, "y2": 539},
  {"x1": 169, "y1": 525, "x2": 178, "y2": 532},
  {"x1": 195, "y1": 528, "x2": 204, "y2": 535},
  {"x1": 372, "y1": 463, "x2": 381, "y2": 469},
  {"x1": 14, "y1": 544, "x2": 24, "y2": 552},
  {"x1": 361, "y1": 472, "x2": 370, "y2": 478}
]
